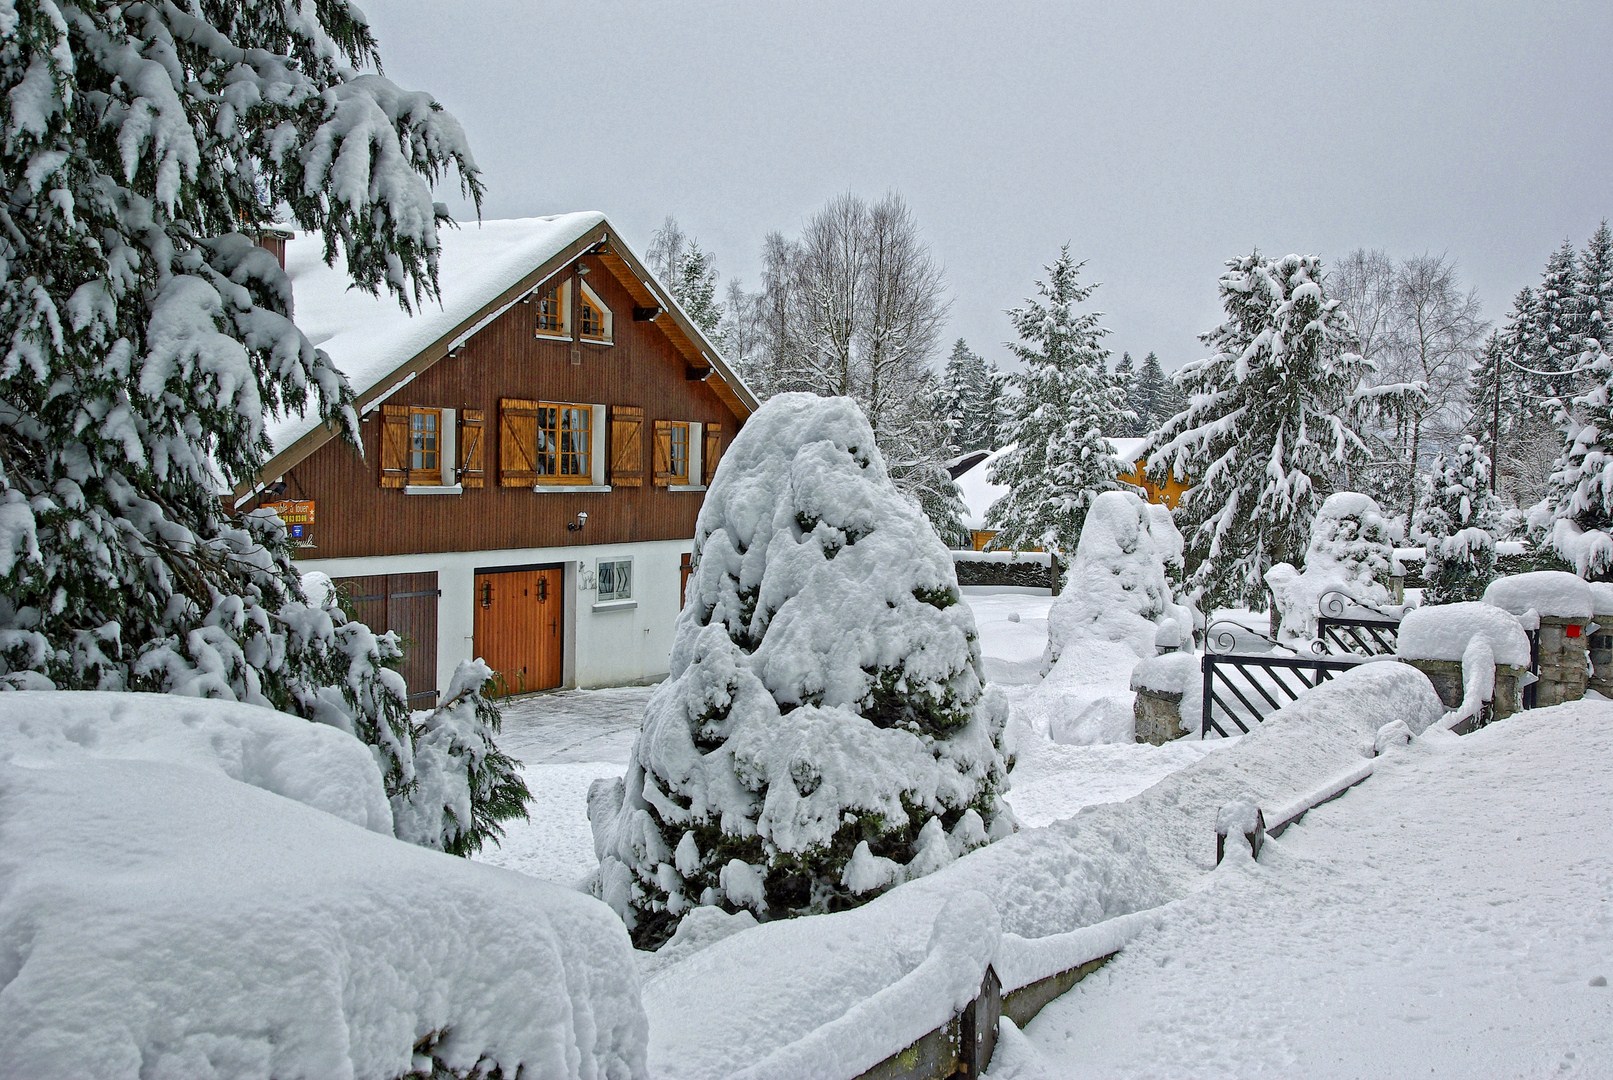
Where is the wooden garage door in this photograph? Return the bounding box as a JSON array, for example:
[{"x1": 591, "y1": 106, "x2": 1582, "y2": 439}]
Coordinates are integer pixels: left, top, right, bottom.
[
  {"x1": 335, "y1": 572, "x2": 440, "y2": 708},
  {"x1": 473, "y1": 566, "x2": 564, "y2": 697}
]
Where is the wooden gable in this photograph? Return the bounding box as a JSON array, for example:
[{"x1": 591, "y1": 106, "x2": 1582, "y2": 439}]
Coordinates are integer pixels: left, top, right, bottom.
[{"x1": 262, "y1": 240, "x2": 749, "y2": 559}]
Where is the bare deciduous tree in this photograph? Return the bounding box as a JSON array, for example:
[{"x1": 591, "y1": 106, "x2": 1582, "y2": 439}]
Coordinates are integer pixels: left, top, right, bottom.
[{"x1": 1332, "y1": 250, "x2": 1487, "y2": 523}]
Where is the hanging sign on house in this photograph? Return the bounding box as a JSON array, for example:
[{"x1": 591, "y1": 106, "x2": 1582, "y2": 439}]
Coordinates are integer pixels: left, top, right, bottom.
[{"x1": 261, "y1": 500, "x2": 316, "y2": 544}]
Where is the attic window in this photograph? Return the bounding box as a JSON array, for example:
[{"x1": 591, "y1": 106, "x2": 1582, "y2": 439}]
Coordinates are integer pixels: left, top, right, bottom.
[
  {"x1": 535, "y1": 281, "x2": 570, "y2": 338},
  {"x1": 578, "y1": 280, "x2": 613, "y2": 343}
]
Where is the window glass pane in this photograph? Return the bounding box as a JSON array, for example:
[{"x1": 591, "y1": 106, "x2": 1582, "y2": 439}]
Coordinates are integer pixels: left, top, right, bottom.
[{"x1": 597, "y1": 559, "x2": 631, "y2": 601}]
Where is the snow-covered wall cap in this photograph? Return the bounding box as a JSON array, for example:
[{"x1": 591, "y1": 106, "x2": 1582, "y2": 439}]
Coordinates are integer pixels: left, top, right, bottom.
[
  {"x1": 1591, "y1": 581, "x2": 1613, "y2": 616},
  {"x1": 266, "y1": 213, "x2": 607, "y2": 455},
  {"x1": 1481, "y1": 571, "x2": 1594, "y2": 621},
  {"x1": 1396, "y1": 602, "x2": 1532, "y2": 668}
]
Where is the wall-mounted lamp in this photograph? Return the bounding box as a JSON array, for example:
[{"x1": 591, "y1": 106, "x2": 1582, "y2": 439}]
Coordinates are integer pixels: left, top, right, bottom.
[
  {"x1": 567, "y1": 511, "x2": 588, "y2": 532},
  {"x1": 575, "y1": 262, "x2": 591, "y2": 276}
]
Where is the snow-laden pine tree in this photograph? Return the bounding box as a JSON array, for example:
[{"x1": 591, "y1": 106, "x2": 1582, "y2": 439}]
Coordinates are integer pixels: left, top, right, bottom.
[
  {"x1": 1579, "y1": 222, "x2": 1613, "y2": 353},
  {"x1": 0, "y1": 1, "x2": 527, "y2": 852},
  {"x1": 986, "y1": 247, "x2": 1130, "y2": 555},
  {"x1": 1148, "y1": 252, "x2": 1389, "y2": 608},
  {"x1": 1112, "y1": 352, "x2": 1140, "y2": 436},
  {"x1": 1546, "y1": 344, "x2": 1613, "y2": 578},
  {"x1": 591, "y1": 394, "x2": 1010, "y2": 947},
  {"x1": 943, "y1": 338, "x2": 993, "y2": 454},
  {"x1": 1538, "y1": 240, "x2": 1585, "y2": 402},
  {"x1": 1411, "y1": 437, "x2": 1503, "y2": 603},
  {"x1": 1131, "y1": 351, "x2": 1171, "y2": 434}
]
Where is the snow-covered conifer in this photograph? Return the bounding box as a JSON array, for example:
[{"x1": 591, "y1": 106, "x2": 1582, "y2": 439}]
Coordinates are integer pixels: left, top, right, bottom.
[
  {"x1": 1411, "y1": 438, "x2": 1502, "y2": 603},
  {"x1": 1112, "y1": 353, "x2": 1140, "y2": 436},
  {"x1": 1579, "y1": 222, "x2": 1613, "y2": 353},
  {"x1": 1132, "y1": 351, "x2": 1171, "y2": 435},
  {"x1": 398, "y1": 659, "x2": 532, "y2": 856},
  {"x1": 1148, "y1": 252, "x2": 1389, "y2": 608},
  {"x1": 986, "y1": 247, "x2": 1130, "y2": 554},
  {"x1": 1267, "y1": 493, "x2": 1397, "y2": 642},
  {"x1": 1546, "y1": 345, "x2": 1613, "y2": 577},
  {"x1": 591, "y1": 395, "x2": 1010, "y2": 947},
  {"x1": 0, "y1": 2, "x2": 525, "y2": 852},
  {"x1": 943, "y1": 338, "x2": 993, "y2": 453}
]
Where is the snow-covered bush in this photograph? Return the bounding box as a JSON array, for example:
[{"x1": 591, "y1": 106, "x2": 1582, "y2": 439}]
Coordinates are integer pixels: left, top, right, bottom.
[
  {"x1": 1020, "y1": 492, "x2": 1194, "y2": 745},
  {"x1": 0, "y1": 2, "x2": 526, "y2": 854},
  {"x1": 1045, "y1": 491, "x2": 1192, "y2": 667},
  {"x1": 591, "y1": 394, "x2": 1011, "y2": 947},
  {"x1": 0, "y1": 692, "x2": 646, "y2": 1079},
  {"x1": 1411, "y1": 437, "x2": 1503, "y2": 604},
  {"x1": 398, "y1": 659, "x2": 531, "y2": 857},
  {"x1": 1267, "y1": 492, "x2": 1397, "y2": 643}
]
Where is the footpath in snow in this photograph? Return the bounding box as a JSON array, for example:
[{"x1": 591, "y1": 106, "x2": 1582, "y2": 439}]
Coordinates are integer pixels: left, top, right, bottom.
[{"x1": 1002, "y1": 700, "x2": 1613, "y2": 1079}]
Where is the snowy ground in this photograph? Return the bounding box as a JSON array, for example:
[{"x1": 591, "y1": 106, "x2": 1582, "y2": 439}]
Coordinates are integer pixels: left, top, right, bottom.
[
  {"x1": 476, "y1": 587, "x2": 1216, "y2": 884},
  {"x1": 1001, "y1": 700, "x2": 1613, "y2": 1079}
]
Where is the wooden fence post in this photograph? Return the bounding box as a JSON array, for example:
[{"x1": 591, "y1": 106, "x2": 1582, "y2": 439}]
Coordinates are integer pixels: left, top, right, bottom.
[{"x1": 956, "y1": 964, "x2": 1002, "y2": 1077}]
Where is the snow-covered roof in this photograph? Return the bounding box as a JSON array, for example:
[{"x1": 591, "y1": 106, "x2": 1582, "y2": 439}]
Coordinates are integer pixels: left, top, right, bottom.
[
  {"x1": 952, "y1": 438, "x2": 1153, "y2": 530},
  {"x1": 955, "y1": 446, "x2": 1015, "y2": 530},
  {"x1": 254, "y1": 212, "x2": 756, "y2": 490},
  {"x1": 267, "y1": 213, "x2": 607, "y2": 456}
]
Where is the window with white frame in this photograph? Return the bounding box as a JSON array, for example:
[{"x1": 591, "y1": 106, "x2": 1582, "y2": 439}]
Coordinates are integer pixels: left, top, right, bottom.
[{"x1": 597, "y1": 558, "x2": 632, "y2": 602}]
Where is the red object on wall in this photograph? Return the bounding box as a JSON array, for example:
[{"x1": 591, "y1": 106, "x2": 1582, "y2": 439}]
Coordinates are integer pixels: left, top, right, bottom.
[{"x1": 1567, "y1": 624, "x2": 1583, "y2": 638}]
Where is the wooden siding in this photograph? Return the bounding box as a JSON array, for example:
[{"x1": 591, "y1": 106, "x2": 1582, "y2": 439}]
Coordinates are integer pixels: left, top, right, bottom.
[{"x1": 273, "y1": 252, "x2": 745, "y2": 558}]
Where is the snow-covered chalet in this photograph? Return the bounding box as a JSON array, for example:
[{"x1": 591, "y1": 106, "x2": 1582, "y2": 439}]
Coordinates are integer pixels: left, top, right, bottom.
[{"x1": 236, "y1": 213, "x2": 757, "y2": 705}]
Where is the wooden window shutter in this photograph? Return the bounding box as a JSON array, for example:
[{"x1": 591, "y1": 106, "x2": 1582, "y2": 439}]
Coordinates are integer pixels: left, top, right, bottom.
[
  {"x1": 459, "y1": 409, "x2": 485, "y2": 488},
  {"x1": 610, "y1": 405, "x2": 644, "y2": 488},
  {"x1": 703, "y1": 423, "x2": 723, "y2": 486},
  {"x1": 499, "y1": 398, "x2": 540, "y2": 486},
  {"x1": 379, "y1": 404, "x2": 409, "y2": 488},
  {"x1": 652, "y1": 420, "x2": 673, "y2": 488}
]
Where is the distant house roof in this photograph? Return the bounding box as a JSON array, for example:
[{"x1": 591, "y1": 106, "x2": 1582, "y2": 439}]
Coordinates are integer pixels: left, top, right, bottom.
[
  {"x1": 952, "y1": 438, "x2": 1154, "y2": 530},
  {"x1": 249, "y1": 213, "x2": 757, "y2": 494}
]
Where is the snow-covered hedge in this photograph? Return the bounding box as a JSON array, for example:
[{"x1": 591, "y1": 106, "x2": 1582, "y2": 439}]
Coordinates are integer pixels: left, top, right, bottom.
[
  {"x1": 639, "y1": 662, "x2": 1444, "y2": 1079},
  {"x1": 592, "y1": 395, "x2": 1010, "y2": 948},
  {"x1": 0, "y1": 693, "x2": 646, "y2": 1079}
]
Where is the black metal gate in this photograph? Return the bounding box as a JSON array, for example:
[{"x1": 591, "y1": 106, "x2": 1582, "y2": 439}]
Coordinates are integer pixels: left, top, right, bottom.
[
  {"x1": 1314, "y1": 589, "x2": 1402, "y2": 657},
  {"x1": 1200, "y1": 648, "x2": 1366, "y2": 737}
]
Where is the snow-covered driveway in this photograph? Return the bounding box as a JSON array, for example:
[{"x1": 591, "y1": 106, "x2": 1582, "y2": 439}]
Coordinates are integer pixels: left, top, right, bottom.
[{"x1": 1010, "y1": 700, "x2": 1613, "y2": 1079}]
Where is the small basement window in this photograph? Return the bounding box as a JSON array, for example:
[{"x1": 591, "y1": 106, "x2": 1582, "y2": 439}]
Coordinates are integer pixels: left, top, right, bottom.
[{"x1": 597, "y1": 558, "x2": 632, "y2": 602}]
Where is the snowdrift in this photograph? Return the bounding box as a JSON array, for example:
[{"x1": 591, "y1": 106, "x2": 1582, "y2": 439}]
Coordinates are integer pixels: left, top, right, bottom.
[
  {"x1": 641, "y1": 662, "x2": 1444, "y2": 1079},
  {"x1": 0, "y1": 693, "x2": 647, "y2": 1080}
]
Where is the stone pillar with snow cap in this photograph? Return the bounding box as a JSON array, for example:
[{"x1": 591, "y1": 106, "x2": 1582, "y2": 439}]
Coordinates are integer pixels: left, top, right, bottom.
[
  {"x1": 1396, "y1": 602, "x2": 1533, "y2": 730},
  {"x1": 1481, "y1": 572, "x2": 1595, "y2": 708},
  {"x1": 1590, "y1": 583, "x2": 1613, "y2": 699}
]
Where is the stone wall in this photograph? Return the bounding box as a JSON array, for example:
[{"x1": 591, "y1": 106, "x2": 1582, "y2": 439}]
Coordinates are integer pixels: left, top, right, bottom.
[
  {"x1": 1402, "y1": 657, "x2": 1526, "y2": 723},
  {"x1": 951, "y1": 553, "x2": 1058, "y2": 592},
  {"x1": 1533, "y1": 617, "x2": 1590, "y2": 708},
  {"x1": 1591, "y1": 616, "x2": 1613, "y2": 699},
  {"x1": 1133, "y1": 685, "x2": 1192, "y2": 745}
]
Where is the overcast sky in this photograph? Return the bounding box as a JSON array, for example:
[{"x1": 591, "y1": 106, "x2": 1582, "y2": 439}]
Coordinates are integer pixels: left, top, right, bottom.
[{"x1": 358, "y1": 1, "x2": 1613, "y2": 371}]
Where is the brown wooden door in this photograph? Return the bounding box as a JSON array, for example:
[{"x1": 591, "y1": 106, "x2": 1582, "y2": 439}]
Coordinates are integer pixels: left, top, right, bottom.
[
  {"x1": 473, "y1": 567, "x2": 564, "y2": 696},
  {"x1": 335, "y1": 572, "x2": 440, "y2": 708}
]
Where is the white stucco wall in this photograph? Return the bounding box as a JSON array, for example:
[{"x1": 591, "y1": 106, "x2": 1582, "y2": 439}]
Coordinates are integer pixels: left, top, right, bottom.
[{"x1": 299, "y1": 537, "x2": 692, "y2": 694}]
